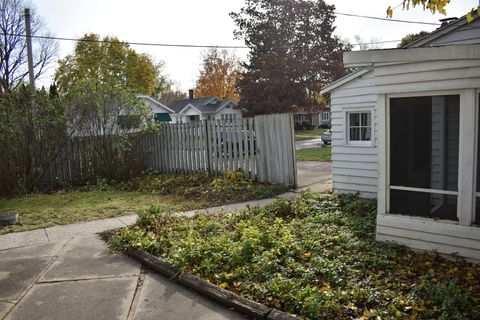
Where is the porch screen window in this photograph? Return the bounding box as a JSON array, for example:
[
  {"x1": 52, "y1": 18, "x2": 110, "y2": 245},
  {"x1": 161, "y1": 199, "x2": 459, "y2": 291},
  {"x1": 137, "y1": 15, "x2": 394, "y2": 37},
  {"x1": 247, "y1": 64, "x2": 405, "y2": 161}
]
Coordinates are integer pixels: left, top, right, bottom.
[
  {"x1": 389, "y1": 95, "x2": 459, "y2": 220},
  {"x1": 347, "y1": 112, "x2": 371, "y2": 144}
]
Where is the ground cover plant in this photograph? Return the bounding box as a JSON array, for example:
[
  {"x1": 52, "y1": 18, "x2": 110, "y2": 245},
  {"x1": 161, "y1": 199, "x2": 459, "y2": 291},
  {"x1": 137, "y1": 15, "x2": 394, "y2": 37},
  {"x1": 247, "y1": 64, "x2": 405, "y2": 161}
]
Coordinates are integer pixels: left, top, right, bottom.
[
  {"x1": 109, "y1": 192, "x2": 480, "y2": 320},
  {"x1": 296, "y1": 147, "x2": 331, "y2": 162},
  {"x1": 0, "y1": 171, "x2": 288, "y2": 234}
]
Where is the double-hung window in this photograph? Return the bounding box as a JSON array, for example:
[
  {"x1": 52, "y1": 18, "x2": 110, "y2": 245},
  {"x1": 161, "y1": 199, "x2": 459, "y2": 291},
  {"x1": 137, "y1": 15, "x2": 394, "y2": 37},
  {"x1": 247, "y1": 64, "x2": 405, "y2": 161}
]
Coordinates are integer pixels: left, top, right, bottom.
[{"x1": 347, "y1": 111, "x2": 372, "y2": 145}]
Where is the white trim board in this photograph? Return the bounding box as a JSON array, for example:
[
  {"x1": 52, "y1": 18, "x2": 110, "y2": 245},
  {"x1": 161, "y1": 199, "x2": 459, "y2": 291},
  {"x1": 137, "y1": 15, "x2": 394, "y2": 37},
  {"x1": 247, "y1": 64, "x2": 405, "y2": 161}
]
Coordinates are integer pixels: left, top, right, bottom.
[
  {"x1": 344, "y1": 44, "x2": 480, "y2": 68},
  {"x1": 321, "y1": 68, "x2": 371, "y2": 94}
]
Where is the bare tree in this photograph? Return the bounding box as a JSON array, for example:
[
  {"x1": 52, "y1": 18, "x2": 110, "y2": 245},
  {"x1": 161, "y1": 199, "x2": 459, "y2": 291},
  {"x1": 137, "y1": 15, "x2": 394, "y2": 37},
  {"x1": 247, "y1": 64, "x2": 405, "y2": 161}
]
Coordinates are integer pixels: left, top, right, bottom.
[
  {"x1": 0, "y1": 0, "x2": 57, "y2": 94},
  {"x1": 353, "y1": 35, "x2": 383, "y2": 51}
]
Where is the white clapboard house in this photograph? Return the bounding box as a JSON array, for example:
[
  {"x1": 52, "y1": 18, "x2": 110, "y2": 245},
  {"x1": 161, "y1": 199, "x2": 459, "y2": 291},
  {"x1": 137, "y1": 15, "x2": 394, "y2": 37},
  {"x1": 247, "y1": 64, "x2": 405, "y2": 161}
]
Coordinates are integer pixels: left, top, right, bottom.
[
  {"x1": 321, "y1": 12, "x2": 480, "y2": 261},
  {"x1": 137, "y1": 92, "x2": 242, "y2": 124}
]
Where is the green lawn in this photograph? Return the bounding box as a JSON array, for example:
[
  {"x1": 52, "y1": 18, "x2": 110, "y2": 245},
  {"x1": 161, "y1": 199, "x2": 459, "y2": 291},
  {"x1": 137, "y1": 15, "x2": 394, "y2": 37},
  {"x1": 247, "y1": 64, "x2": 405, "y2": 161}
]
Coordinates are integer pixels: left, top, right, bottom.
[
  {"x1": 109, "y1": 193, "x2": 480, "y2": 320},
  {"x1": 296, "y1": 146, "x2": 331, "y2": 161},
  {"x1": 294, "y1": 128, "x2": 327, "y2": 141},
  {"x1": 0, "y1": 172, "x2": 288, "y2": 235},
  {"x1": 0, "y1": 191, "x2": 210, "y2": 235}
]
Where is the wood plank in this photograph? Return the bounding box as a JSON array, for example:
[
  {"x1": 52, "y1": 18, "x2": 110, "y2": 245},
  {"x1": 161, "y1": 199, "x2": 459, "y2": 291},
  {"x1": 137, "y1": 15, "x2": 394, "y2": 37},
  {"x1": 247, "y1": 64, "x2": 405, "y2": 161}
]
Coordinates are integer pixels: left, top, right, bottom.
[
  {"x1": 333, "y1": 167, "x2": 377, "y2": 178},
  {"x1": 377, "y1": 214, "x2": 480, "y2": 241},
  {"x1": 197, "y1": 121, "x2": 203, "y2": 171},
  {"x1": 167, "y1": 125, "x2": 172, "y2": 172},
  {"x1": 195, "y1": 121, "x2": 200, "y2": 171},
  {"x1": 217, "y1": 120, "x2": 224, "y2": 172},
  {"x1": 174, "y1": 124, "x2": 179, "y2": 172},
  {"x1": 255, "y1": 116, "x2": 265, "y2": 182},
  {"x1": 332, "y1": 154, "x2": 377, "y2": 162},
  {"x1": 375, "y1": 60, "x2": 480, "y2": 76},
  {"x1": 225, "y1": 120, "x2": 231, "y2": 171},
  {"x1": 238, "y1": 119, "x2": 245, "y2": 172},
  {"x1": 232, "y1": 119, "x2": 237, "y2": 171},
  {"x1": 376, "y1": 234, "x2": 480, "y2": 262},
  {"x1": 185, "y1": 122, "x2": 191, "y2": 173},
  {"x1": 333, "y1": 146, "x2": 377, "y2": 155},
  {"x1": 376, "y1": 225, "x2": 480, "y2": 251},
  {"x1": 211, "y1": 121, "x2": 218, "y2": 172},
  {"x1": 206, "y1": 120, "x2": 213, "y2": 172},
  {"x1": 248, "y1": 118, "x2": 255, "y2": 178},
  {"x1": 334, "y1": 182, "x2": 377, "y2": 193},
  {"x1": 331, "y1": 94, "x2": 376, "y2": 105}
]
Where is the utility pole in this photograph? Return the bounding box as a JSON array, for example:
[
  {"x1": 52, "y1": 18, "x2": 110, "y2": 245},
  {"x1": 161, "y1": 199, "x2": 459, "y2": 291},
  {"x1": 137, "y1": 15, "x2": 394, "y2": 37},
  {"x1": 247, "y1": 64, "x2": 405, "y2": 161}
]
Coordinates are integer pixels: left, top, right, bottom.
[{"x1": 24, "y1": 8, "x2": 35, "y2": 91}]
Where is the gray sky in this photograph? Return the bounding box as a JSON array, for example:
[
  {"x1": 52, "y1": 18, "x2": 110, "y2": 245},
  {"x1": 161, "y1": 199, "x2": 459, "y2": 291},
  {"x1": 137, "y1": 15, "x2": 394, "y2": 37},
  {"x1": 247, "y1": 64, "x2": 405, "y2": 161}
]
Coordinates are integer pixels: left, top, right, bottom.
[{"x1": 33, "y1": 0, "x2": 478, "y2": 93}]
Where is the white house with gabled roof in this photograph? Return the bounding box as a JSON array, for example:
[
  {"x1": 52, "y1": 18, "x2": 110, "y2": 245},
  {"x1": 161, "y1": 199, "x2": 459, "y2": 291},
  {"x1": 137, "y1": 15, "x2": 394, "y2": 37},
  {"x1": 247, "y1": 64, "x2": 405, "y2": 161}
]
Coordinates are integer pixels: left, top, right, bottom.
[
  {"x1": 321, "y1": 12, "x2": 480, "y2": 261},
  {"x1": 137, "y1": 94, "x2": 242, "y2": 124}
]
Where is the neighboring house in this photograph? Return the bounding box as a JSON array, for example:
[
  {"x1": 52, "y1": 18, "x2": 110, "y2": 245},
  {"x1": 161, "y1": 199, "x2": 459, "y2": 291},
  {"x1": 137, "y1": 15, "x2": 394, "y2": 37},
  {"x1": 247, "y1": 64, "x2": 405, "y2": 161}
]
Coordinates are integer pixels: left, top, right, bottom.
[
  {"x1": 317, "y1": 105, "x2": 331, "y2": 128},
  {"x1": 137, "y1": 92, "x2": 241, "y2": 124},
  {"x1": 293, "y1": 105, "x2": 331, "y2": 129},
  {"x1": 136, "y1": 94, "x2": 174, "y2": 123},
  {"x1": 321, "y1": 13, "x2": 480, "y2": 261},
  {"x1": 167, "y1": 92, "x2": 241, "y2": 123}
]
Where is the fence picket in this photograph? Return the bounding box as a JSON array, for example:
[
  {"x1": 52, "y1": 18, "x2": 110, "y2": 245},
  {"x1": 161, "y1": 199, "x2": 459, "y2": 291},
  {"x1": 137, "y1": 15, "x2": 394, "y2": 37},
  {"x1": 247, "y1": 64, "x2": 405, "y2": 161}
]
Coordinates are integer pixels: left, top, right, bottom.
[{"x1": 37, "y1": 114, "x2": 295, "y2": 190}]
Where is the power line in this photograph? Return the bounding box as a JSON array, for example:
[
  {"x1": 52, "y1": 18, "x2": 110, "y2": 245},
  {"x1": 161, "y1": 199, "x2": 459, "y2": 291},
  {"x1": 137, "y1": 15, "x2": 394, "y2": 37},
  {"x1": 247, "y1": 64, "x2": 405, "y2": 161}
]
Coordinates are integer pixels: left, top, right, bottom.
[
  {"x1": 0, "y1": 32, "x2": 402, "y2": 49},
  {"x1": 335, "y1": 12, "x2": 441, "y2": 26}
]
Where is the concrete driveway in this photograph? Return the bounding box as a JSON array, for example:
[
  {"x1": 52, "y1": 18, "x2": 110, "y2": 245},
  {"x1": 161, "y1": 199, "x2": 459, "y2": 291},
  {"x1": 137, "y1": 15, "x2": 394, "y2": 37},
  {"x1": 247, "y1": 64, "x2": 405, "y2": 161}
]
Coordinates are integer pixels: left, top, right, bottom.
[
  {"x1": 296, "y1": 161, "x2": 332, "y2": 192},
  {"x1": 295, "y1": 137, "x2": 325, "y2": 150}
]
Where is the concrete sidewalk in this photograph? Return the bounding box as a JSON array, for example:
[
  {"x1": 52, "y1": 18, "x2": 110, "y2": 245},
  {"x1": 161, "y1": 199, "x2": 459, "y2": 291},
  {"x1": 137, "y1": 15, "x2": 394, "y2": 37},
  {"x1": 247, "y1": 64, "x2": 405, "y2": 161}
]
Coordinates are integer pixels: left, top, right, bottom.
[
  {"x1": 0, "y1": 179, "x2": 331, "y2": 319},
  {"x1": 0, "y1": 197, "x2": 281, "y2": 252},
  {"x1": 0, "y1": 234, "x2": 247, "y2": 320}
]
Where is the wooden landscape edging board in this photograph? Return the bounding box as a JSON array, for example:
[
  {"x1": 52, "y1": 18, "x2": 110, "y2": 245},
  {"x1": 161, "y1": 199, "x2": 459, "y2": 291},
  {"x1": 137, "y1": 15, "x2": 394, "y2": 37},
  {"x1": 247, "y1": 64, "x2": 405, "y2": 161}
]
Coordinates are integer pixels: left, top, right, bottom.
[{"x1": 127, "y1": 247, "x2": 299, "y2": 320}]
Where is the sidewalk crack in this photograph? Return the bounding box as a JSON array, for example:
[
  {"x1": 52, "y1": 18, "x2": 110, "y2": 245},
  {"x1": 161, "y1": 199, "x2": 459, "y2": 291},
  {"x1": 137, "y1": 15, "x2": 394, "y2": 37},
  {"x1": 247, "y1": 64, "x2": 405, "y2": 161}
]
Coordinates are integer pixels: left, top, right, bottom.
[
  {"x1": 127, "y1": 267, "x2": 145, "y2": 320},
  {"x1": 43, "y1": 228, "x2": 50, "y2": 242}
]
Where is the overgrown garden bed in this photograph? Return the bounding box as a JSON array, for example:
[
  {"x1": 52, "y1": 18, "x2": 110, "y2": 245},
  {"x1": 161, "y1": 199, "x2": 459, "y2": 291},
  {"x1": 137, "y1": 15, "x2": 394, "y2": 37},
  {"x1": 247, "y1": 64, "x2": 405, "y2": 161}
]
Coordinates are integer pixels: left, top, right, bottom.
[
  {"x1": 109, "y1": 192, "x2": 480, "y2": 319},
  {"x1": 0, "y1": 171, "x2": 288, "y2": 234}
]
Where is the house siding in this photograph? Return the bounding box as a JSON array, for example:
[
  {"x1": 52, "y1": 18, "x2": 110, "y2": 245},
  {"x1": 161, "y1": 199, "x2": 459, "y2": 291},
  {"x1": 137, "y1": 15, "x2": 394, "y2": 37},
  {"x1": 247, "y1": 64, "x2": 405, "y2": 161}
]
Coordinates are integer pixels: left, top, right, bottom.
[
  {"x1": 330, "y1": 70, "x2": 378, "y2": 198},
  {"x1": 215, "y1": 105, "x2": 243, "y2": 121},
  {"x1": 376, "y1": 214, "x2": 480, "y2": 262},
  {"x1": 374, "y1": 60, "x2": 480, "y2": 94},
  {"x1": 428, "y1": 19, "x2": 480, "y2": 46}
]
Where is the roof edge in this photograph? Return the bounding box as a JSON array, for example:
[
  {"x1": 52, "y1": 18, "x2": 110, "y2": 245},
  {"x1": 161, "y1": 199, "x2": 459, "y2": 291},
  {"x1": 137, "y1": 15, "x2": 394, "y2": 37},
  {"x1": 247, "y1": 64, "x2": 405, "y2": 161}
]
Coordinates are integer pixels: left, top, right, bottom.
[
  {"x1": 321, "y1": 68, "x2": 371, "y2": 94},
  {"x1": 405, "y1": 10, "x2": 480, "y2": 48},
  {"x1": 137, "y1": 94, "x2": 176, "y2": 113}
]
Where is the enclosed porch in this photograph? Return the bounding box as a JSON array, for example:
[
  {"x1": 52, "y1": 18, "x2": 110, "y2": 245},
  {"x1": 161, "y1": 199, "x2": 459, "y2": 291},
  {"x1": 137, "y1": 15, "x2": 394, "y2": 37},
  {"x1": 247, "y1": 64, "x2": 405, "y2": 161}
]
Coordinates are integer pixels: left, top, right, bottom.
[{"x1": 345, "y1": 44, "x2": 480, "y2": 261}]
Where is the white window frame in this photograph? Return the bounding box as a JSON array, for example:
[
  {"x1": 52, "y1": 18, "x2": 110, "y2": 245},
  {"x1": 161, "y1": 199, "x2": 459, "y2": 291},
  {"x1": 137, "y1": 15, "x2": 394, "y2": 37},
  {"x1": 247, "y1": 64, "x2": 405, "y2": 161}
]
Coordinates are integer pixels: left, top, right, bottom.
[
  {"x1": 321, "y1": 111, "x2": 330, "y2": 121},
  {"x1": 344, "y1": 108, "x2": 374, "y2": 146},
  {"x1": 380, "y1": 89, "x2": 477, "y2": 227}
]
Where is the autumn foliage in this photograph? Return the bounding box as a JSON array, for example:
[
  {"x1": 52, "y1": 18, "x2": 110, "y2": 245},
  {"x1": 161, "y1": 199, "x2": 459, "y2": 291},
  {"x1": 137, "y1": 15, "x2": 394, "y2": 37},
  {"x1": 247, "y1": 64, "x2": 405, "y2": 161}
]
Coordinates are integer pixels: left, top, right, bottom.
[
  {"x1": 231, "y1": 0, "x2": 349, "y2": 116},
  {"x1": 55, "y1": 34, "x2": 158, "y2": 96},
  {"x1": 387, "y1": 0, "x2": 451, "y2": 17},
  {"x1": 194, "y1": 48, "x2": 241, "y2": 101}
]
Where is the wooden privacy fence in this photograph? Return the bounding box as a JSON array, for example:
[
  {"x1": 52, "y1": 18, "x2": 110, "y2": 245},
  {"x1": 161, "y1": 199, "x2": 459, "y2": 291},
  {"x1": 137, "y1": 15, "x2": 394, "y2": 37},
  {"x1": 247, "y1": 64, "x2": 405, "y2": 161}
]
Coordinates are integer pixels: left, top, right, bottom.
[
  {"x1": 44, "y1": 113, "x2": 296, "y2": 188},
  {"x1": 140, "y1": 113, "x2": 297, "y2": 186}
]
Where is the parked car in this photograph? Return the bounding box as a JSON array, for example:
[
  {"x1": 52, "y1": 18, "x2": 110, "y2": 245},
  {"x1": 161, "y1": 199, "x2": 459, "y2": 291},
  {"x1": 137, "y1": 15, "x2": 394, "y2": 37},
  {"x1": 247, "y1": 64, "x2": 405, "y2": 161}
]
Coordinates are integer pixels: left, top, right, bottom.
[{"x1": 321, "y1": 130, "x2": 332, "y2": 145}]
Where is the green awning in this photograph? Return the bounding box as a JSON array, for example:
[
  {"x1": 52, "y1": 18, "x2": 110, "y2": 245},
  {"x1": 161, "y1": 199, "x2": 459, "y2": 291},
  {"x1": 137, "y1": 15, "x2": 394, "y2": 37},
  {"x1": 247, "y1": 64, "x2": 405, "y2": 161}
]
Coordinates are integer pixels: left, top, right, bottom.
[{"x1": 154, "y1": 113, "x2": 172, "y2": 122}]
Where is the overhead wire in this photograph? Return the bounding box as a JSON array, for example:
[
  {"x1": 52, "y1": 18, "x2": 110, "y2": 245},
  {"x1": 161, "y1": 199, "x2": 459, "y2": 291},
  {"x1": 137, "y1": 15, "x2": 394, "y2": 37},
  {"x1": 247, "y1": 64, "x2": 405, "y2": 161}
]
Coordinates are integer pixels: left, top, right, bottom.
[
  {"x1": 0, "y1": 10, "x2": 442, "y2": 49},
  {"x1": 0, "y1": 33, "x2": 404, "y2": 49}
]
